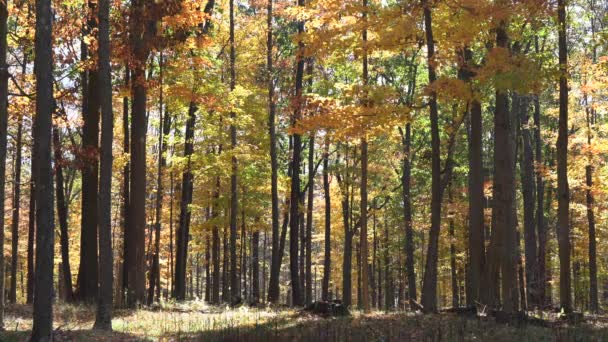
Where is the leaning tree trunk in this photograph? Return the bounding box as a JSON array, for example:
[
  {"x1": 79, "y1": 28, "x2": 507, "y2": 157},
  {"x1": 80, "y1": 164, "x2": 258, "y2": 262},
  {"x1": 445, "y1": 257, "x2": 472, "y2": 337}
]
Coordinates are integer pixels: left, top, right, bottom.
[{"x1": 31, "y1": 0, "x2": 55, "y2": 336}]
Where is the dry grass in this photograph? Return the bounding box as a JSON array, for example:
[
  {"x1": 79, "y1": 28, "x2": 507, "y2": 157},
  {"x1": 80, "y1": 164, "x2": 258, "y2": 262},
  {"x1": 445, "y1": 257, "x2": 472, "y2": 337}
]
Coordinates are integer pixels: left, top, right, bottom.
[{"x1": 2, "y1": 302, "x2": 608, "y2": 341}]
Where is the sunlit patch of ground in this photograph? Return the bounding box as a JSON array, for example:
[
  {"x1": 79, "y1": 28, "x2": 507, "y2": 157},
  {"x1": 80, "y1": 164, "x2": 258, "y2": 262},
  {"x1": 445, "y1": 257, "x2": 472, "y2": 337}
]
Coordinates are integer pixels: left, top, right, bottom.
[{"x1": 2, "y1": 302, "x2": 608, "y2": 341}]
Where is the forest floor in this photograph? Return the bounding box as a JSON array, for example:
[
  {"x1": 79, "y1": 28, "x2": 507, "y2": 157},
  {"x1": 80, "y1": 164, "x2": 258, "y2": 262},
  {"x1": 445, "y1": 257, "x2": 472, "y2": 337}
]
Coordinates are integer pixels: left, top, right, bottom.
[{"x1": 2, "y1": 301, "x2": 608, "y2": 341}]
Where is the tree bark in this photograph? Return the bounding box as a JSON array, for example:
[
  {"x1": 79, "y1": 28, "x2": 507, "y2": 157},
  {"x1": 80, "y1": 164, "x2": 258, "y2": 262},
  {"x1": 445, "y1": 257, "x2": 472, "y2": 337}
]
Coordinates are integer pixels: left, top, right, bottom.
[
  {"x1": 77, "y1": 0, "x2": 100, "y2": 303},
  {"x1": 94, "y1": 0, "x2": 114, "y2": 326},
  {"x1": 9, "y1": 116, "x2": 23, "y2": 304},
  {"x1": 463, "y1": 46, "x2": 485, "y2": 307},
  {"x1": 127, "y1": 0, "x2": 150, "y2": 307},
  {"x1": 266, "y1": 0, "x2": 283, "y2": 305},
  {"x1": 119, "y1": 67, "x2": 130, "y2": 306},
  {"x1": 252, "y1": 230, "x2": 260, "y2": 304},
  {"x1": 26, "y1": 141, "x2": 36, "y2": 305},
  {"x1": 359, "y1": 0, "x2": 370, "y2": 313},
  {"x1": 401, "y1": 123, "x2": 416, "y2": 307},
  {"x1": 212, "y1": 176, "x2": 221, "y2": 304},
  {"x1": 556, "y1": 0, "x2": 572, "y2": 314},
  {"x1": 0, "y1": 0, "x2": 8, "y2": 326},
  {"x1": 31, "y1": 0, "x2": 55, "y2": 336},
  {"x1": 174, "y1": 102, "x2": 196, "y2": 300},
  {"x1": 493, "y1": 21, "x2": 519, "y2": 314},
  {"x1": 148, "y1": 54, "x2": 170, "y2": 305},
  {"x1": 289, "y1": 0, "x2": 305, "y2": 307},
  {"x1": 518, "y1": 94, "x2": 539, "y2": 308},
  {"x1": 586, "y1": 100, "x2": 598, "y2": 313},
  {"x1": 449, "y1": 187, "x2": 459, "y2": 308},
  {"x1": 53, "y1": 126, "x2": 74, "y2": 302},
  {"x1": 420, "y1": 0, "x2": 442, "y2": 313},
  {"x1": 321, "y1": 139, "x2": 331, "y2": 301},
  {"x1": 228, "y1": 0, "x2": 239, "y2": 305},
  {"x1": 305, "y1": 132, "x2": 314, "y2": 306}
]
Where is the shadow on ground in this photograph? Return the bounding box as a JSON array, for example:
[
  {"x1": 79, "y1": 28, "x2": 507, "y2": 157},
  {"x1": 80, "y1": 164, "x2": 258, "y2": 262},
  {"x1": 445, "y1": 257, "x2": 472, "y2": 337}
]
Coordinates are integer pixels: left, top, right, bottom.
[{"x1": 3, "y1": 307, "x2": 608, "y2": 341}]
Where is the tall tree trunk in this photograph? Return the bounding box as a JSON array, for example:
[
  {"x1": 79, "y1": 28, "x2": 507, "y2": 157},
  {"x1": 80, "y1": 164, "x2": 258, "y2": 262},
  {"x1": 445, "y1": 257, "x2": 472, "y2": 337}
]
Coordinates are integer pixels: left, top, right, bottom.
[
  {"x1": 586, "y1": 100, "x2": 598, "y2": 313},
  {"x1": 359, "y1": 0, "x2": 370, "y2": 313},
  {"x1": 449, "y1": 187, "x2": 459, "y2": 308},
  {"x1": 384, "y1": 219, "x2": 392, "y2": 310},
  {"x1": 9, "y1": 116, "x2": 23, "y2": 304},
  {"x1": 119, "y1": 67, "x2": 130, "y2": 306},
  {"x1": 127, "y1": 0, "x2": 150, "y2": 307},
  {"x1": 401, "y1": 123, "x2": 416, "y2": 307},
  {"x1": 266, "y1": 0, "x2": 283, "y2": 305},
  {"x1": 337, "y1": 146, "x2": 353, "y2": 307},
  {"x1": 53, "y1": 126, "x2": 74, "y2": 302},
  {"x1": 556, "y1": 0, "x2": 572, "y2": 314},
  {"x1": 205, "y1": 236, "x2": 211, "y2": 302},
  {"x1": 289, "y1": 0, "x2": 305, "y2": 307},
  {"x1": 222, "y1": 221, "x2": 230, "y2": 302},
  {"x1": 94, "y1": 0, "x2": 114, "y2": 326},
  {"x1": 0, "y1": 0, "x2": 8, "y2": 325},
  {"x1": 321, "y1": 139, "x2": 331, "y2": 301},
  {"x1": 533, "y1": 93, "x2": 547, "y2": 308},
  {"x1": 240, "y1": 208, "x2": 247, "y2": 301},
  {"x1": 518, "y1": 95, "x2": 538, "y2": 308},
  {"x1": 252, "y1": 229, "x2": 260, "y2": 304},
  {"x1": 212, "y1": 176, "x2": 221, "y2": 304},
  {"x1": 493, "y1": 21, "x2": 519, "y2": 314},
  {"x1": 305, "y1": 135, "x2": 314, "y2": 306},
  {"x1": 77, "y1": 0, "x2": 100, "y2": 303},
  {"x1": 31, "y1": 0, "x2": 55, "y2": 336},
  {"x1": 174, "y1": 102, "x2": 196, "y2": 300},
  {"x1": 148, "y1": 53, "x2": 169, "y2": 305},
  {"x1": 420, "y1": 0, "x2": 442, "y2": 313},
  {"x1": 26, "y1": 143, "x2": 36, "y2": 305},
  {"x1": 464, "y1": 47, "x2": 485, "y2": 307},
  {"x1": 228, "y1": 0, "x2": 239, "y2": 305}
]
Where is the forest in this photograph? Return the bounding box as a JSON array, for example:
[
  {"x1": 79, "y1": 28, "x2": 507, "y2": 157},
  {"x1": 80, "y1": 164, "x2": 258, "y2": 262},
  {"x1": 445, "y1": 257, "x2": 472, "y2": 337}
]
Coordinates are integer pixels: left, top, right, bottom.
[{"x1": 0, "y1": 0, "x2": 607, "y2": 340}]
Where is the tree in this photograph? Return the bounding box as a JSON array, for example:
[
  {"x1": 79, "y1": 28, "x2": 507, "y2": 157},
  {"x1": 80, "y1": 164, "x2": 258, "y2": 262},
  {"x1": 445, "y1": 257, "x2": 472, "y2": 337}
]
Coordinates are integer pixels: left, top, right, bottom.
[
  {"x1": 321, "y1": 139, "x2": 331, "y2": 301},
  {"x1": 556, "y1": 0, "x2": 572, "y2": 314},
  {"x1": 493, "y1": 18, "x2": 519, "y2": 314},
  {"x1": 9, "y1": 115, "x2": 23, "y2": 304},
  {"x1": 359, "y1": 0, "x2": 370, "y2": 314},
  {"x1": 420, "y1": 0, "x2": 442, "y2": 313},
  {"x1": 290, "y1": 0, "x2": 306, "y2": 307},
  {"x1": 94, "y1": 0, "x2": 114, "y2": 328},
  {"x1": 174, "y1": 102, "x2": 197, "y2": 300},
  {"x1": 31, "y1": 0, "x2": 55, "y2": 337},
  {"x1": 53, "y1": 125, "x2": 74, "y2": 302},
  {"x1": 0, "y1": 0, "x2": 7, "y2": 326},
  {"x1": 229, "y1": 0, "x2": 239, "y2": 304}
]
